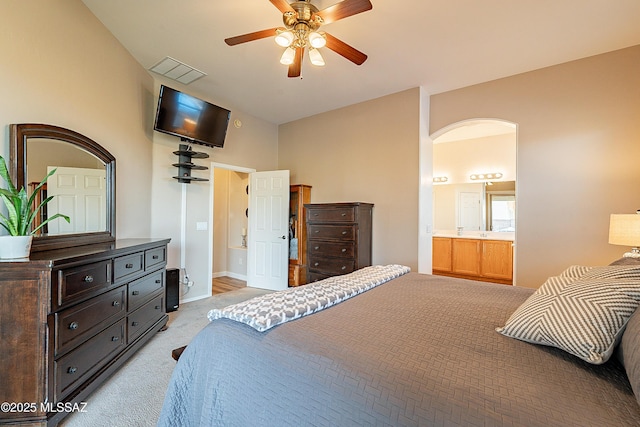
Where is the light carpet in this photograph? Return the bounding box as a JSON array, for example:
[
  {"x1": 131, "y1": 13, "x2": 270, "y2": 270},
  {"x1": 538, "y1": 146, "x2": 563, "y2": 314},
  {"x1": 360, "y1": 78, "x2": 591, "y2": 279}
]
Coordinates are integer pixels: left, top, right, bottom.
[{"x1": 60, "y1": 287, "x2": 273, "y2": 427}]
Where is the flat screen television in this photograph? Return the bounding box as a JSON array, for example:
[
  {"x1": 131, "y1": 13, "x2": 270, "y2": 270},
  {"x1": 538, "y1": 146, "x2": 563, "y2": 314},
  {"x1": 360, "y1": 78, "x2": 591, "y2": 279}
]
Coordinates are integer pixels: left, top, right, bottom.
[{"x1": 154, "y1": 85, "x2": 231, "y2": 148}]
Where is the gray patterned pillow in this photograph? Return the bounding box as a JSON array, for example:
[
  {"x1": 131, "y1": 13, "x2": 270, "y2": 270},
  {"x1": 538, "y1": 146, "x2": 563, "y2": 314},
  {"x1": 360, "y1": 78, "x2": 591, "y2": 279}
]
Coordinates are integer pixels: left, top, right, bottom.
[{"x1": 497, "y1": 266, "x2": 640, "y2": 364}]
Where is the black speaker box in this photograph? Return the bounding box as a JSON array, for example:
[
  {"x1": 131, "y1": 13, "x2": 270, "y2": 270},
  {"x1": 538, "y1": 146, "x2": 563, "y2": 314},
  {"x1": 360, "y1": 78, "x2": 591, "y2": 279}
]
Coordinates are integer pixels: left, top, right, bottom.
[{"x1": 166, "y1": 268, "x2": 180, "y2": 313}]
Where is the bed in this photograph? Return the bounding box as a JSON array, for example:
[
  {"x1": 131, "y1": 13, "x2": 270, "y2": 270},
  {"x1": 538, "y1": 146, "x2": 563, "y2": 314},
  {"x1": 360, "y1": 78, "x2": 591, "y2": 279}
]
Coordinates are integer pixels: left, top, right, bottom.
[{"x1": 158, "y1": 264, "x2": 640, "y2": 426}]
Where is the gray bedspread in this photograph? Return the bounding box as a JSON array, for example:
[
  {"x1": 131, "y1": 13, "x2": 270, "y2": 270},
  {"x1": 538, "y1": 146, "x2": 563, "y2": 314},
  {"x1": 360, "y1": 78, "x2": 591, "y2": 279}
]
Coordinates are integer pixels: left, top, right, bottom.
[{"x1": 158, "y1": 273, "x2": 640, "y2": 426}]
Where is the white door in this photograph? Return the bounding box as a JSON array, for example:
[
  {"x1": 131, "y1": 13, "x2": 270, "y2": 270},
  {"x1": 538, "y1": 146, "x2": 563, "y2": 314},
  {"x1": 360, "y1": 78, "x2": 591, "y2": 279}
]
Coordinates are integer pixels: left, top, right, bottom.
[
  {"x1": 458, "y1": 191, "x2": 482, "y2": 231},
  {"x1": 46, "y1": 166, "x2": 106, "y2": 234},
  {"x1": 247, "y1": 170, "x2": 290, "y2": 290}
]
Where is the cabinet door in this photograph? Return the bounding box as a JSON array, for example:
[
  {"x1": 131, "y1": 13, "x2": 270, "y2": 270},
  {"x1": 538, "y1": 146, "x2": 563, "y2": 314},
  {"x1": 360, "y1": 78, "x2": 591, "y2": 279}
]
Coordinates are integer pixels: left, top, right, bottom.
[
  {"x1": 481, "y1": 240, "x2": 513, "y2": 281},
  {"x1": 452, "y1": 239, "x2": 481, "y2": 276},
  {"x1": 432, "y1": 237, "x2": 452, "y2": 272}
]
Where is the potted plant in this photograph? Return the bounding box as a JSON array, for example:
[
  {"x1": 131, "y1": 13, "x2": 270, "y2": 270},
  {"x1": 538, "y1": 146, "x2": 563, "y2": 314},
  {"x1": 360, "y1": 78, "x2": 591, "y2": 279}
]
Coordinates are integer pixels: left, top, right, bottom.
[{"x1": 0, "y1": 155, "x2": 70, "y2": 259}]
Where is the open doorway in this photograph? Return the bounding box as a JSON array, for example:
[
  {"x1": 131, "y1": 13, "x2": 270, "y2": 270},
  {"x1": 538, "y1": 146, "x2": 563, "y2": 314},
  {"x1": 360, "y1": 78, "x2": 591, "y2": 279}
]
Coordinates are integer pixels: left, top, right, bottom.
[
  {"x1": 431, "y1": 119, "x2": 517, "y2": 283},
  {"x1": 210, "y1": 162, "x2": 255, "y2": 294}
]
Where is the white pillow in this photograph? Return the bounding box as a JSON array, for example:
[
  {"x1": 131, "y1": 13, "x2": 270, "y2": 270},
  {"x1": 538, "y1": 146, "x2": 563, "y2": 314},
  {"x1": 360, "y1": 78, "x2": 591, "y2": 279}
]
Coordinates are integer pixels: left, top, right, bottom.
[{"x1": 497, "y1": 266, "x2": 640, "y2": 364}]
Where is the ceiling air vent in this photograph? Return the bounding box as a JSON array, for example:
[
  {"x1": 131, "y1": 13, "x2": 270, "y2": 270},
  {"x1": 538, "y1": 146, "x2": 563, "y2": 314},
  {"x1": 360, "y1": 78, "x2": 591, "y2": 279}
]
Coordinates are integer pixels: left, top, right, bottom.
[{"x1": 149, "y1": 56, "x2": 206, "y2": 84}]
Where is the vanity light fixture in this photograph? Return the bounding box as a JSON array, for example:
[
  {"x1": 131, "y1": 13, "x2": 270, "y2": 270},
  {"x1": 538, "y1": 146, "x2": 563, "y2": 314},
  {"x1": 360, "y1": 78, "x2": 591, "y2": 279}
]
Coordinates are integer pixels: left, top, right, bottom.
[
  {"x1": 609, "y1": 211, "x2": 640, "y2": 258},
  {"x1": 470, "y1": 172, "x2": 503, "y2": 181},
  {"x1": 433, "y1": 176, "x2": 448, "y2": 183}
]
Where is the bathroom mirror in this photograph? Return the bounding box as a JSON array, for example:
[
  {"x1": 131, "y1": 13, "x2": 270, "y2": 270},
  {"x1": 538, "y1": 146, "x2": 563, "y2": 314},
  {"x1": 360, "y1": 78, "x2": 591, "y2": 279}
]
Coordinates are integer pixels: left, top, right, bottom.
[
  {"x1": 10, "y1": 123, "x2": 115, "y2": 252},
  {"x1": 433, "y1": 181, "x2": 515, "y2": 232}
]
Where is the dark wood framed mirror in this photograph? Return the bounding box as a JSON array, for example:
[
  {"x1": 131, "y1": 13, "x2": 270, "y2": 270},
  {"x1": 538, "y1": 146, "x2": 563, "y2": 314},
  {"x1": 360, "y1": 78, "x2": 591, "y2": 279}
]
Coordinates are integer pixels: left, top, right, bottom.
[{"x1": 10, "y1": 123, "x2": 116, "y2": 252}]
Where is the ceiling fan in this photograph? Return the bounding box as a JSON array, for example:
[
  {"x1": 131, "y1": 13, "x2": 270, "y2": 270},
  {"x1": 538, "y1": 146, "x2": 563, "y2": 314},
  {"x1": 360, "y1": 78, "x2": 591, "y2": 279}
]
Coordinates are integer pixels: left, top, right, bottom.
[{"x1": 225, "y1": 0, "x2": 373, "y2": 78}]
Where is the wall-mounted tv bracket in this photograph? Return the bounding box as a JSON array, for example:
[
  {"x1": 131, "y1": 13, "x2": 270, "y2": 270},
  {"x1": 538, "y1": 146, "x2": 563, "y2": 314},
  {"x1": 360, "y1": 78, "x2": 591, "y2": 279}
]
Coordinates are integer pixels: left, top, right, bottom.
[{"x1": 172, "y1": 142, "x2": 209, "y2": 183}]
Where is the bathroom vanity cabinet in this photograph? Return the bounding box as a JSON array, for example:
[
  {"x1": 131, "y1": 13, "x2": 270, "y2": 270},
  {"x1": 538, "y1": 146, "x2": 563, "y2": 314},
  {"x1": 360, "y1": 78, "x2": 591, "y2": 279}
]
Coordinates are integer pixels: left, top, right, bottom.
[{"x1": 432, "y1": 237, "x2": 513, "y2": 285}]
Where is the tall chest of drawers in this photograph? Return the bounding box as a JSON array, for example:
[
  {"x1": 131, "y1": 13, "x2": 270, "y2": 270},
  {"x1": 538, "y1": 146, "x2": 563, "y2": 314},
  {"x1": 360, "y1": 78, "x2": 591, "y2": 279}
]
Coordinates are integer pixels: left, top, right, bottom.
[
  {"x1": 305, "y1": 203, "x2": 373, "y2": 283},
  {"x1": 0, "y1": 238, "x2": 170, "y2": 427}
]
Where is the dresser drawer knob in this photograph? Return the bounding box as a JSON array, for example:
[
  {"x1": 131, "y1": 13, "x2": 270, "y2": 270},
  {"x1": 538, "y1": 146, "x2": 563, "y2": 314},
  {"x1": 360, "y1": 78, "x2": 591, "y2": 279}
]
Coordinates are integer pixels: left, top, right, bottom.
[
  {"x1": 314, "y1": 246, "x2": 319, "y2": 250},
  {"x1": 68, "y1": 321, "x2": 79, "y2": 330},
  {"x1": 314, "y1": 262, "x2": 319, "y2": 267},
  {"x1": 67, "y1": 367, "x2": 77, "y2": 374},
  {"x1": 111, "y1": 336, "x2": 120, "y2": 342},
  {"x1": 112, "y1": 301, "x2": 120, "y2": 307},
  {"x1": 341, "y1": 213, "x2": 346, "y2": 216},
  {"x1": 125, "y1": 263, "x2": 134, "y2": 269},
  {"x1": 341, "y1": 248, "x2": 347, "y2": 252},
  {"x1": 132, "y1": 290, "x2": 140, "y2": 296},
  {"x1": 155, "y1": 305, "x2": 161, "y2": 310},
  {"x1": 152, "y1": 255, "x2": 159, "y2": 259},
  {"x1": 83, "y1": 275, "x2": 94, "y2": 283},
  {"x1": 341, "y1": 231, "x2": 347, "y2": 235},
  {"x1": 155, "y1": 279, "x2": 162, "y2": 284},
  {"x1": 341, "y1": 266, "x2": 347, "y2": 270},
  {"x1": 131, "y1": 321, "x2": 139, "y2": 327}
]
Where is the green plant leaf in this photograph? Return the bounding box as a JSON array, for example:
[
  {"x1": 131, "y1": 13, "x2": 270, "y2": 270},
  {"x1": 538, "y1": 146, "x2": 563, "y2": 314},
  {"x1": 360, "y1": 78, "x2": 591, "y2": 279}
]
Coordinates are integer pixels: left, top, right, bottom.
[{"x1": 0, "y1": 155, "x2": 17, "y2": 194}]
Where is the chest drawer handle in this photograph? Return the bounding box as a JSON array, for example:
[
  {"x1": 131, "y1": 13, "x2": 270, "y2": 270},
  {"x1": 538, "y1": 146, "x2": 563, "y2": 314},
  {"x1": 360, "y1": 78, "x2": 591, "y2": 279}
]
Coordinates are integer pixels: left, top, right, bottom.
[
  {"x1": 132, "y1": 290, "x2": 140, "y2": 296},
  {"x1": 341, "y1": 213, "x2": 346, "y2": 216},
  {"x1": 314, "y1": 246, "x2": 319, "y2": 250},
  {"x1": 341, "y1": 231, "x2": 347, "y2": 235},
  {"x1": 112, "y1": 301, "x2": 120, "y2": 307},
  {"x1": 152, "y1": 255, "x2": 159, "y2": 259},
  {"x1": 125, "y1": 263, "x2": 134, "y2": 269},
  {"x1": 314, "y1": 262, "x2": 319, "y2": 267},
  {"x1": 68, "y1": 321, "x2": 79, "y2": 330},
  {"x1": 83, "y1": 275, "x2": 94, "y2": 283},
  {"x1": 131, "y1": 321, "x2": 139, "y2": 327},
  {"x1": 341, "y1": 266, "x2": 347, "y2": 270},
  {"x1": 155, "y1": 279, "x2": 162, "y2": 284},
  {"x1": 111, "y1": 336, "x2": 119, "y2": 342},
  {"x1": 155, "y1": 305, "x2": 161, "y2": 310},
  {"x1": 67, "y1": 367, "x2": 77, "y2": 374}
]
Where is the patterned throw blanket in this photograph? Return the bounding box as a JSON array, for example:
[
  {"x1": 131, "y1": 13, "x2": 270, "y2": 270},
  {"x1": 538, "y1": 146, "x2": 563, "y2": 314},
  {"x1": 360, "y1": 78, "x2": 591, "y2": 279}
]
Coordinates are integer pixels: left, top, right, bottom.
[{"x1": 208, "y1": 265, "x2": 411, "y2": 331}]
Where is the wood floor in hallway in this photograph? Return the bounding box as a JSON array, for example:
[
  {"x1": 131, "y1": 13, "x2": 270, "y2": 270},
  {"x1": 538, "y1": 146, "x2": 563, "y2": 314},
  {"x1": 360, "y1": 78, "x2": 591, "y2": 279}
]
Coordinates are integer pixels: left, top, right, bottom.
[{"x1": 212, "y1": 276, "x2": 246, "y2": 295}]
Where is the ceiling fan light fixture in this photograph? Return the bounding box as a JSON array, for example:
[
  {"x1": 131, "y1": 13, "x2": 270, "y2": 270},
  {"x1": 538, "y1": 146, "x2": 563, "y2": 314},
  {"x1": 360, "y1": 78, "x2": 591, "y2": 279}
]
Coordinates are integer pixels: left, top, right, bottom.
[
  {"x1": 308, "y1": 31, "x2": 326, "y2": 48},
  {"x1": 309, "y1": 48, "x2": 325, "y2": 66},
  {"x1": 275, "y1": 29, "x2": 294, "y2": 47},
  {"x1": 280, "y1": 47, "x2": 296, "y2": 65}
]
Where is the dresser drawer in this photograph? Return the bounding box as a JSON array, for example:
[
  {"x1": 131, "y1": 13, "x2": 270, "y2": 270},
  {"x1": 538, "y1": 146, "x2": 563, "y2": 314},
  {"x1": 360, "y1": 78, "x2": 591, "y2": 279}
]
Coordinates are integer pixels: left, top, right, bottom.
[
  {"x1": 55, "y1": 286, "x2": 126, "y2": 357},
  {"x1": 113, "y1": 252, "x2": 144, "y2": 283},
  {"x1": 145, "y1": 246, "x2": 167, "y2": 271},
  {"x1": 55, "y1": 318, "x2": 125, "y2": 401},
  {"x1": 308, "y1": 241, "x2": 355, "y2": 258},
  {"x1": 307, "y1": 206, "x2": 355, "y2": 223},
  {"x1": 308, "y1": 257, "x2": 356, "y2": 275},
  {"x1": 129, "y1": 270, "x2": 165, "y2": 311},
  {"x1": 56, "y1": 260, "x2": 111, "y2": 308},
  {"x1": 128, "y1": 294, "x2": 165, "y2": 343},
  {"x1": 308, "y1": 224, "x2": 356, "y2": 241}
]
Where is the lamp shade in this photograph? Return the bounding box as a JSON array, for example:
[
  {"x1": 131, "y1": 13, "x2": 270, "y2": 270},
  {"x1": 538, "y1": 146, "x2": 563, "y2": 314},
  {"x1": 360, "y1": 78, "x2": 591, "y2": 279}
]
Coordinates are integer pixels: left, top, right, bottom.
[{"x1": 608, "y1": 214, "x2": 640, "y2": 246}]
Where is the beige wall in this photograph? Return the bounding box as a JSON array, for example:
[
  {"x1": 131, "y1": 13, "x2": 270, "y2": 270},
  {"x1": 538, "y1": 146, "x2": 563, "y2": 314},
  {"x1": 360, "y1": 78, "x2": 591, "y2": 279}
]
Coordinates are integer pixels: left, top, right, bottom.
[
  {"x1": 0, "y1": 1, "x2": 279, "y2": 302},
  {"x1": 431, "y1": 45, "x2": 640, "y2": 287},
  {"x1": 279, "y1": 89, "x2": 422, "y2": 270},
  {"x1": 0, "y1": 1, "x2": 155, "y2": 238}
]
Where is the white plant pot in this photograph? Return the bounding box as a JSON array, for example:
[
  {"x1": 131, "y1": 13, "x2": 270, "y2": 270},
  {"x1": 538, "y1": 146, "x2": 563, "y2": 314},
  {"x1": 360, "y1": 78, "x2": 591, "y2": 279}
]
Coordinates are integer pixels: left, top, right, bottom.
[{"x1": 0, "y1": 235, "x2": 33, "y2": 260}]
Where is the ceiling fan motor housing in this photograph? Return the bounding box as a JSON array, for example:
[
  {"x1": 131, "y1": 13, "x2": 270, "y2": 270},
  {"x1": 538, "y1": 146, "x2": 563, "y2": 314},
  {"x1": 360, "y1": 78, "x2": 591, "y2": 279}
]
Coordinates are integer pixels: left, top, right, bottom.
[{"x1": 284, "y1": 1, "x2": 323, "y2": 30}]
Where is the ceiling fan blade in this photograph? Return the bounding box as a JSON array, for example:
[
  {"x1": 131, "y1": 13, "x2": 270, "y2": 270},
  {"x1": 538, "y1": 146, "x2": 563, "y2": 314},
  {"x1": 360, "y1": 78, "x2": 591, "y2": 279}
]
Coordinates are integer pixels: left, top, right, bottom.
[
  {"x1": 225, "y1": 28, "x2": 279, "y2": 46},
  {"x1": 316, "y1": 0, "x2": 373, "y2": 25},
  {"x1": 324, "y1": 33, "x2": 367, "y2": 65},
  {"x1": 288, "y1": 47, "x2": 304, "y2": 78},
  {"x1": 270, "y1": 0, "x2": 294, "y2": 13}
]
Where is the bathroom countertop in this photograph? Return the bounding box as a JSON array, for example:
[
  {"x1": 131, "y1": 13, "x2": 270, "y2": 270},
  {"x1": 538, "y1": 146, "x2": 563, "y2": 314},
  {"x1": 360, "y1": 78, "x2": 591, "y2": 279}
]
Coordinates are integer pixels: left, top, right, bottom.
[{"x1": 433, "y1": 231, "x2": 515, "y2": 241}]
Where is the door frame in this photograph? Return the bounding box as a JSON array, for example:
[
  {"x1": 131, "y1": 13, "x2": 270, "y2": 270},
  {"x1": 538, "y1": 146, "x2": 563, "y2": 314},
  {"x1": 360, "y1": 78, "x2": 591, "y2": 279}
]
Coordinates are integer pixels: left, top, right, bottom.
[{"x1": 209, "y1": 162, "x2": 256, "y2": 294}]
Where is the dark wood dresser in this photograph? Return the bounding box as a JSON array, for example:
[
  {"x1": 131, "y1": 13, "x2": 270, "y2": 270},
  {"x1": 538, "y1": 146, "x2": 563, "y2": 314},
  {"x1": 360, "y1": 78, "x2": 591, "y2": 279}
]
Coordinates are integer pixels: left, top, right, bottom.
[
  {"x1": 305, "y1": 203, "x2": 373, "y2": 283},
  {"x1": 0, "y1": 238, "x2": 170, "y2": 426}
]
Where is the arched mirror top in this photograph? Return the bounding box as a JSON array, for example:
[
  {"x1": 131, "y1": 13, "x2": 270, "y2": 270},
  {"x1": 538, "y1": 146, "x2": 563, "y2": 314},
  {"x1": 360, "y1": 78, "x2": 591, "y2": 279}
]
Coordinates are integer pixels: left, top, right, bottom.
[{"x1": 10, "y1": 123, "x2": 116, "y2": 252}]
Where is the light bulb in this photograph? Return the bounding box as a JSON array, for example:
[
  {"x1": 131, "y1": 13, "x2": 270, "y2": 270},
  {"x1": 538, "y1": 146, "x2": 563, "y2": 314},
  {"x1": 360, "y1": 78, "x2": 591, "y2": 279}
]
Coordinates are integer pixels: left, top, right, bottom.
[
  {"x1": 275, "y1": 30, "x2": 294, "y2": 47},
  {"x1": 280, "y1": 47, "x2": 296, "y2": 65},
  {"x1": 308, "y1": 31, "x2": 326, "y2": 48},
  {"x1": 309, "y1": 48, "x2": 325, "y2": 66}
]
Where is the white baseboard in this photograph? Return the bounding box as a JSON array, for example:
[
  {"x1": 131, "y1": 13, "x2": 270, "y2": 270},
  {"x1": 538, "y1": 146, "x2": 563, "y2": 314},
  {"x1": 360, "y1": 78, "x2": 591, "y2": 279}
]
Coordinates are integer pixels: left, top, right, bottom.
[
  {"x1": 180, "y1": 293, "x2": 211, "y2": 304},
  {"x1": 212, "y1": 271, "x2": 247, "y2": 281}
]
